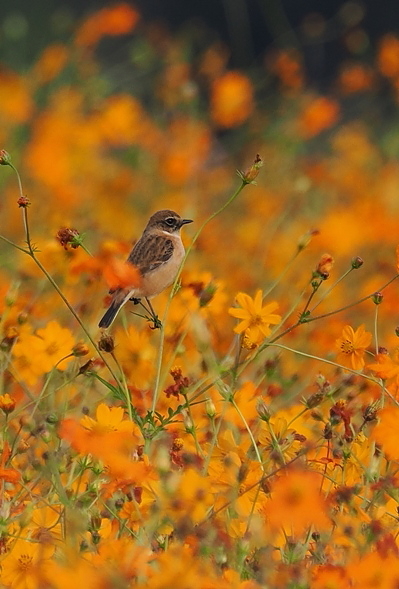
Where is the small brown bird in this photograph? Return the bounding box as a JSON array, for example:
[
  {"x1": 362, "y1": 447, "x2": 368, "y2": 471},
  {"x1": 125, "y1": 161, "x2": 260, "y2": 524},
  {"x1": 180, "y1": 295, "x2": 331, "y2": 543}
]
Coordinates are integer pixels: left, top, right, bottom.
[{"x1": 99, "y1": 210, "x2": 193, "y2": 328}]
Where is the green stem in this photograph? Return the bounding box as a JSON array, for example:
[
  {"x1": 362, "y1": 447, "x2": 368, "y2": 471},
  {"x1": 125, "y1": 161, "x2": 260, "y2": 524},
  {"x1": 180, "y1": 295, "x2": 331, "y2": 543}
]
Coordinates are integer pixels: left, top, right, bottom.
[
  {"x1": 151, "y1": 179, "x2": 248, "y2": 413},
  {"x1": 310, "y1": 267, "x2": 354, "y2": 313}
]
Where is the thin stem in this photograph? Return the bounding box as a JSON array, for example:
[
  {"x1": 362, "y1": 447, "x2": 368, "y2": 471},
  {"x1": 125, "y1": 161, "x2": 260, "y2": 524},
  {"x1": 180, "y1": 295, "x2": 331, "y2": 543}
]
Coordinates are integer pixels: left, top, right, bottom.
[
  {"x1": 111, "y1": 352, "x2": 132, "y2": 421},
  {"x1": 310, "y1": 267, "x2": 354, "y2": 313},
  {"x1": 374, "y1": 304, "x2": 379, "y2": 355},
  {"x1": 9, "y1": 163, "x2": 23, "y2": 197},
  {"x1": 231, "y1": 397, "x2": 264, "y2": 469},
  {"x1": 0, "y1": 234, "x2": 29, "y2": 254},
  {"x1": 151, "y1": 179, "x2": 248, "y2": 413},
  {"x1": 268, "y1": 273, "x2": 399, "y2": 345}
]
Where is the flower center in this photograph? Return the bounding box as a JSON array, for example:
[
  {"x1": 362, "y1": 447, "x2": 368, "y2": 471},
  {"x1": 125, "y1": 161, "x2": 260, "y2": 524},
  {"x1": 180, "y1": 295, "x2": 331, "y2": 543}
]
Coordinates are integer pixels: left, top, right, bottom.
[
  {"x1": 18, "y1": 554, "x2": 33, "y2": 570},
  {"x1": 340, "y1": 339, "x2": 354, "y2": 354},
  {"x1": 46, "y1": 342, "x2": 59, "y2": 355},
  {"x1": 250, "y1": 314, "x2": 263, "y2": 326}
]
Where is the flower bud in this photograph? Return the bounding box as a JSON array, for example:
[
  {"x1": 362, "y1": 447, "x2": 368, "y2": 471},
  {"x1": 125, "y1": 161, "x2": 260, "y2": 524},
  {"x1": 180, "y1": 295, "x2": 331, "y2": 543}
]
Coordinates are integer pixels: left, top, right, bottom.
[
  {"x1": 237, "y1": 154, "x2": 263, "y2": 185},
  {"x1": 72, "y1": 342, "x2": 90, "y2": 357},
  {"x1": 0, "y1": 150, "x2": 11, "y2": 165},
  {"x1": 372, "y1": 292, "x2": 383, "y2": 305},
  {"x1": 205, "y1": 398, "x2": 216, "y2": 418},
  {"x1": 257, "y1": 399, "x2": 271, "y2": 421},
  {"x1": 316, "y1": 253, "x2": 334, "y2": 279},
  {"x1": 297, "y1": 229, "x2": 319, "y2": 252},
  {"x1": 0, "y1": 394, "x2": 16, "y2": 414},
  {"x1": 351, "y1": 256, "x2": 363, "y2": 269},
  {"x1": 305, "y1": 392, "x2": 324, "y2": 409}
]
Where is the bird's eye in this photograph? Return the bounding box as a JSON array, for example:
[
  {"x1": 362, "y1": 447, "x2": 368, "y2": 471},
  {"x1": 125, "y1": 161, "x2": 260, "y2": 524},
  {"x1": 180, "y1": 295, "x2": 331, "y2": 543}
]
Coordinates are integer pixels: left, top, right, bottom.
[{"x1": 165, "y1": 217, "x2": 175, "y2": 227}]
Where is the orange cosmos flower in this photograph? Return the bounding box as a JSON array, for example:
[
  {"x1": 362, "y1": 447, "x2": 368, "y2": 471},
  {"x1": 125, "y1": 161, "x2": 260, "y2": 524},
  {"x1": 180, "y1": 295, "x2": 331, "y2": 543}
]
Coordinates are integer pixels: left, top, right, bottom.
[
  {"x1": 0, "y1": 538, "x2": 54, "y2": 589},
  {"x1": 103, "y1": 258, "x2": 142, "y2": 291},
  {"x1": 75, "y1": 3, "x2": 139, "y2": 47},
  {"x1": 210, "y1": 71, "x2": 254, "y2": 128},
  {"x1": 368, "y1": 349, "x2": 399, "y2": 382},
  {"x1": 378, "y1": 34, "x2": 399, "y2": 78},
  {"x1": 229, "y1": 290, "x2": 281, "y2": 344},
  {"x1": 335, "y1": 324, "x2": 372, "y2": 371},
  {"x1": 371, "y1": 406, "x2": 399, "y2": 460},
  {"x1": 311, "y1": 564, "x2": 351, "y2": 589},
  {"x1": 261, "y1": 469, "x2": 330, "y2": 536},
  {"x1": 80, "y1": 402, "x2": 135, "y2": 435},
  {"x1": 299, "y1": 96, "x2": 340, "y2": 138},
  {"x1": 33, "y1": 44, "x2": 69, "y2": 85}
]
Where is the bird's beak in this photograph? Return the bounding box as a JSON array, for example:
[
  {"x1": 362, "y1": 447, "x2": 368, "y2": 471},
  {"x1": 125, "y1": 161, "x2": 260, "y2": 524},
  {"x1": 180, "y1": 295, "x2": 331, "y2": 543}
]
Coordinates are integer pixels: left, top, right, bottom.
[{"x1": 179, "y1": 218, "x2": 193, "y2": 227}]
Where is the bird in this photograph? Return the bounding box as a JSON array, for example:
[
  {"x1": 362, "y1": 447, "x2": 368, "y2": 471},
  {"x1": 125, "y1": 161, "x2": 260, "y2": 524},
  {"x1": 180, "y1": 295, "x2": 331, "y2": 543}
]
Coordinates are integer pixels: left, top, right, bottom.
[{"x1": 98, "y1": 209, "x2": 193, "y2": 328}]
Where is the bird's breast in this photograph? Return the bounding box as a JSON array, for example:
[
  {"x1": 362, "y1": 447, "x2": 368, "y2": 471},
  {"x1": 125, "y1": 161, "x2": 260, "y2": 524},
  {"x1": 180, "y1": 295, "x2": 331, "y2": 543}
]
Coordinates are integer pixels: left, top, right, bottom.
[{"x1": 140, "y1": 238, "x2": 185, "y2": 297}]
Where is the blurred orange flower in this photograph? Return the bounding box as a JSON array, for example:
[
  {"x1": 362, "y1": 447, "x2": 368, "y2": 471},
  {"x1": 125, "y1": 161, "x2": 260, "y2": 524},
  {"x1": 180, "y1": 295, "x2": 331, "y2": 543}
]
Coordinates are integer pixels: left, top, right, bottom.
[
  {"x1": 261, "y1": 469, "x2": 330, "y2": 536},
  {"x1": 368, "y1": 350, "x2": 399, "y2": 383},
  {"x1": 211, "y1": 71, "x2": 254, "y2": 128},
  {"x1": 75, "y1": 3, "x2": 140, "y2": 47},
  {"x1": 103, "y1": 258, "x2": 142, "y2": 291},
  {"x1": 299, "y1": 96, "x2": 339, "y2": 138},
  {"x1": 371, "y1": 406, "x2": 399, "y2": 460},
  {"x1": 0, "y1": 538, "x2": 54, "y2": 589},
  {"x1": 229, "y1": 290, "x2": 281, "y2": 343},
  {"x1": 378, "y1": 34, "x2": 399, "y2": 78},
  {"x1": 0, "y1": 68, "x2": 34, "y2": 124},
  {"x1": 33, "y1": 44, "x2": 69, "y2": 85},
  {"x1": 335, "y1": 324, "x2": 372, "y2": 371}
]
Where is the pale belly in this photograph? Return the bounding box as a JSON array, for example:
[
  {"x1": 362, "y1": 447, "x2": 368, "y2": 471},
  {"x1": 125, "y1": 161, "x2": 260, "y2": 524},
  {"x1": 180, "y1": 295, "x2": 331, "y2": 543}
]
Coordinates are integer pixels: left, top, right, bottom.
[{"x1": 136, "y1": 240, "x2": 185, "y2": 298}]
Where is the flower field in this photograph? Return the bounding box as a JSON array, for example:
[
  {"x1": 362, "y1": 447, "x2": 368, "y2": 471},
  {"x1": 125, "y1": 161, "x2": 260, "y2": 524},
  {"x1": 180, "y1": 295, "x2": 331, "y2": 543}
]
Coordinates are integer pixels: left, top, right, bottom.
[{"x1": 2, "y1": 3, "x2": 399, "y2": 588}]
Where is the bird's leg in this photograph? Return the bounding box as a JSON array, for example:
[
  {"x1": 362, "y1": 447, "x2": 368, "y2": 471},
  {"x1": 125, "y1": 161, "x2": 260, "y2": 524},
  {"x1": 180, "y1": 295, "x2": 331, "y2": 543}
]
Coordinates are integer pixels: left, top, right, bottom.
[{"x1": 145, "y1": 297, "x2": 162, "y2": 329}]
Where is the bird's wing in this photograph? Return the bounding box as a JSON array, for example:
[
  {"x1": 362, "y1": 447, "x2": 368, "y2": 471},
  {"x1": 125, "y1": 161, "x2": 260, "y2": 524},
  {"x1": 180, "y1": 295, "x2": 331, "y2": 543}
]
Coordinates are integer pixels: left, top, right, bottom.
[{"x1": 128, "y1": 234, "x2": 174, "y2": 275}]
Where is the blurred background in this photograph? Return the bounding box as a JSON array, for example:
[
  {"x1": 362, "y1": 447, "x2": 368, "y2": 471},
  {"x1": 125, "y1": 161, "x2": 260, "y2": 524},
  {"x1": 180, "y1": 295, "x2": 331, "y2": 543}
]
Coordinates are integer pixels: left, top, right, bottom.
[{"x1": 1, "y1": 0, "x2": 399, "y2": 351}]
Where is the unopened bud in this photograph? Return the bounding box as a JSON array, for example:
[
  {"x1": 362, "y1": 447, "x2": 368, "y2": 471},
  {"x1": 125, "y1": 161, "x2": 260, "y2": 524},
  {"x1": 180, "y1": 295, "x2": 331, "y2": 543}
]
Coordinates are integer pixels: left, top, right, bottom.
[
  {"x1": 297, "y1": 229, "x2": 320, "y2": 252},
  {"x1": 182, "y1": 410, "x2": 193, "y2": 432},
  {"x1": 351, "y1": 256, "x2": 363, "y2": 269},
  {"x1": 0, "y1": 150, "x2": 11, "y2": 165},
  {"x1": 316, "y1": 253, "x2": 334, "y2": 279},
  {"x1": 72, "y1": 342, "x2": 90, "y2": 357},
  {"x1": 0, "y1": 394, "x2": 16, "y2": 414},
  {"x1": 237, "y1": 154, "x2": 263, "y2": 185},
  {"x1": 372, "y1": 292, "x2": 383, "y2": 305},
  {"x1": 205, "y1": 398, "x2": 216, "y2": 418},
  {"x1": 257, "y1": 399, "x2": 271, "y2": 421},
  {"x1": 305, "y1": 392, "x2": 324, "y2": 409}
]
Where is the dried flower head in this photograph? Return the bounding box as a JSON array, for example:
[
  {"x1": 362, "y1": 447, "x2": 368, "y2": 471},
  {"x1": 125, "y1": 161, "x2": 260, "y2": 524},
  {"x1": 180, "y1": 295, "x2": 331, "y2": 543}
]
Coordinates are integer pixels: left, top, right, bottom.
[
  {"x1": 56, "y1": 227, "x2": 81, "y2": 250},
  {"x1": 98, "y1": 334, "x2": 115, "y2": 353},
  {"x1": 17, "y1": 195, "x2": 30, "y2": 208}
]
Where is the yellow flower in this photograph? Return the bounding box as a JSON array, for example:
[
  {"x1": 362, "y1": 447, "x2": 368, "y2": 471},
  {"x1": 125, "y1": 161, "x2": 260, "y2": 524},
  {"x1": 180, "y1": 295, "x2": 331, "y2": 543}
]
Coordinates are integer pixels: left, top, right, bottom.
[
  {"x1": 80, "y1": 402, "x2": 135, "y2": 435},
  {"x1": 0, "y1": 538, "x2": 53, "y2": 589},
  {"x1": 228, "y1": 290, "x2": 281, "y2": 343},
  {"x1": 35, "y1": 320, "x2": 76, "y2": 371},
  {"x1": 335, "y1": 324, "x2": 372, "y2": 371}
]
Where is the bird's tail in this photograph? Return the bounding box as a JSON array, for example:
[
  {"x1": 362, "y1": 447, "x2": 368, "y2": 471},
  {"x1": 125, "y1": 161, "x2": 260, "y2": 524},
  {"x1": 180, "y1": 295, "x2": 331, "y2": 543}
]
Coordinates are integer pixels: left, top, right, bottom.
[
  {"x1": 98, "y1": 300, "x2": 124, "y2": 328},
  {"x1": 99, "y1": 289, "x2": 133, "y2": 328}
]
